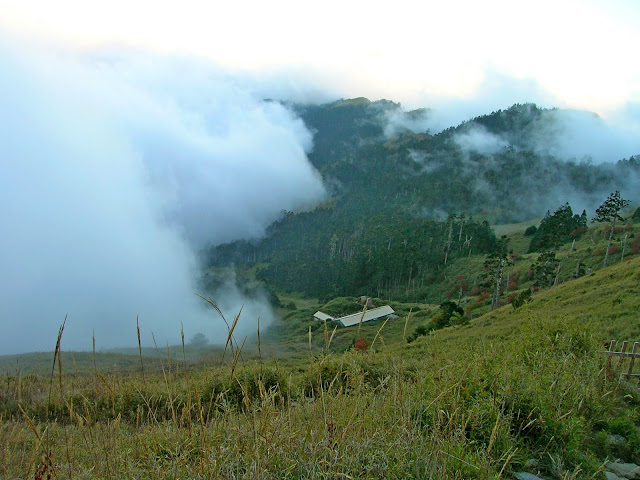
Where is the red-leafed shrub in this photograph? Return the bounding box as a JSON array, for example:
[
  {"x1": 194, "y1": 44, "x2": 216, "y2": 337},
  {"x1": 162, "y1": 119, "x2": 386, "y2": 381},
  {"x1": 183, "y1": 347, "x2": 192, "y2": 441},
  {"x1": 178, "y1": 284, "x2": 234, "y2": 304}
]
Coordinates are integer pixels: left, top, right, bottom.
[
  {"x1": 569, "y1": 226, "x2": 587, "y2": 238},
  {"x1": 507, "y1": 280, "x2": 518, "y2": 291},
  {"x1": 475, "y1": 291, "x2": 490, "y2": 303},
  {"x1": 354, "y1": 336, "x2": 370, "y2": 352},
  {"x1": 602, "y1": 225, "x2": 626, "y2": 235}
]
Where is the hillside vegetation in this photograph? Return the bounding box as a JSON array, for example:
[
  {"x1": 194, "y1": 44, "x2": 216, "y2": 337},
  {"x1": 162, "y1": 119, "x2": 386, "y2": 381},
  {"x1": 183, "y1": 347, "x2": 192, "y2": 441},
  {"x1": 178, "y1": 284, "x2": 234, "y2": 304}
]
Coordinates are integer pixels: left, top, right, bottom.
[{"x1": 2, "y1": 254, "x2": 640, "y2": 479}]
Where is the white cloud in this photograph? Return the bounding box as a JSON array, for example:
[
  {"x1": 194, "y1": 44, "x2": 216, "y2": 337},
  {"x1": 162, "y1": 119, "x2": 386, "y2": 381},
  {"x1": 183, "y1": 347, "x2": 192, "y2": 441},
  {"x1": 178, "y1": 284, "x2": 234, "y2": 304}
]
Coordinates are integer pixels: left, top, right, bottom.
[
  {"x1": 1, "y1": 0, "x2": 638, "y2": 116},
  {"x1": 454, "y1": 127, "x2": 509, "y2": 155},
  {"x1": 0, "y1": 40, "x2": 325, "y2": 354},
  {"x1": 527, "y1": 109, "x2": 640, "y2": 163}
]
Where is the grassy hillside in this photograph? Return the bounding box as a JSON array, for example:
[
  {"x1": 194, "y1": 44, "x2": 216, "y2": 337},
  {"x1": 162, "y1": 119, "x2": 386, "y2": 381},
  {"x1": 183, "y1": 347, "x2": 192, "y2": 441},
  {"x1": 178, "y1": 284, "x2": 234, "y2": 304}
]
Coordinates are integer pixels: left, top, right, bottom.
[{"x1": 2, "y1": 255, "x2": 640, "y2": 479}]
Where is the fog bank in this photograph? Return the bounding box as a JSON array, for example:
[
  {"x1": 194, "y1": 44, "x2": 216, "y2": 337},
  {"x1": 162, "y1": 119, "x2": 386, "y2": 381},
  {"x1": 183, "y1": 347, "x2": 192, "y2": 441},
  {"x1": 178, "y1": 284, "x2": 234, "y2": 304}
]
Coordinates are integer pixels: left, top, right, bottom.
[{"x1": 0, "y1": 41, "x2": 325, "y2": 354}]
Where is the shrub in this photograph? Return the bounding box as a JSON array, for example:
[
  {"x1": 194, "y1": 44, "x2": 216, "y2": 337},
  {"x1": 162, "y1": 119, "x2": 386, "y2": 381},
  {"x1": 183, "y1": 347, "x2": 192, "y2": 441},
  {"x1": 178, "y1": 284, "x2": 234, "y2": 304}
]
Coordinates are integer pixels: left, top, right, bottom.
[
  {"x1": 285, "y1": 301, "x2": 297, "y2": 310},
  {"x1": 407, "y1": 323, "x2": 435, "y2": 342},
  {"x1": 511, "y1": 290, "x2": 532, "y2": 309},
  {"x1": 524, "y1": 225, "x2": 537, "y2": 236},
  {"x1": 354, "y1": 336, "x2": 370, "y2": 351},
  {"x1": 592, "y1": 417, "x2": 640, "y2": 461},
  {"x1": 475, "y1": 291, "x2": 490, "y2": 303},
  {"x1": 455, "y1": 274, "x2": 469, "y2": 290},
  {"x1": 451, "y1": 312, "x2": 469, "y2": 326},
  {"x1": 413, "y1": 309, "x2": 431, "y2": 319},
  {"x1": 466, "y1": 301, "x2": 485, "y2": 312},
  {"x1": 188, "y1": 332, "x2": 208, "y2": 346},
  {"x1": 429, "y1": 313, "x2": 443, "y2": 327},
  {"x1": 602, "y1": 225, "x2": 626, "y2": 235},
  {"x1": 320, "y1": 297, "x2": 358, "y2": 317},
  {"x1": 569, "y1": 226, "x2": 587, "y2": 238}
]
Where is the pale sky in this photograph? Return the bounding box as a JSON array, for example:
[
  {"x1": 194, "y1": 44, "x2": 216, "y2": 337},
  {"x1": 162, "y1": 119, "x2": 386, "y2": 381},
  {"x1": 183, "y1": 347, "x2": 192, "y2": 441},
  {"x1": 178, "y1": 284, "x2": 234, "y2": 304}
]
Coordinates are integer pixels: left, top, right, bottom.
[{"x1": 1, "y1": 0, "x2": 639, "y2": 115}]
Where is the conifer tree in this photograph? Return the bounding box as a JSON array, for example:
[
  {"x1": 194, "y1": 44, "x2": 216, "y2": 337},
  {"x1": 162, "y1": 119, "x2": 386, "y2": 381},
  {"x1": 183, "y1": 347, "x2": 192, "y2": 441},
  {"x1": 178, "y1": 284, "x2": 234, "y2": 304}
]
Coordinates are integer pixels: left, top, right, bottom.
[
  {"x1": 592, "y1": 191, "x2": 630, "y2": 268},
  {"x1": 531, "y1": 251, "x2": 560, "y2": 289}
]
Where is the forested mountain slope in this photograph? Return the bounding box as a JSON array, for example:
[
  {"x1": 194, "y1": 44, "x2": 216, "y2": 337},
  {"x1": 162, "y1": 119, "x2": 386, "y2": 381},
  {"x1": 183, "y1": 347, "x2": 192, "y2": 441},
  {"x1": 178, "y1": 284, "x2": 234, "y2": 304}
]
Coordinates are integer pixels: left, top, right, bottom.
[{"x1": 207, "y1": 100, "x2": 639, "y2": 301}]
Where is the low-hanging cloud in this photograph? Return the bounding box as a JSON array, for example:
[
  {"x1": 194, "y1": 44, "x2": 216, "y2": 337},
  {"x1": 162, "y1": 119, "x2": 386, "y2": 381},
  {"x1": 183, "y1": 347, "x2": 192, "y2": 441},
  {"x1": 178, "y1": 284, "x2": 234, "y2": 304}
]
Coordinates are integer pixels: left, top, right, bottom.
[
  {"x1": 526, "y1": 109, "x2": 640, "y2": 164},
  {"x1": 0, "y1": 39, "x2": 326, "y2": 354},
  {"x1": 453, "y1": 126, "x2": 509, "y2": 155},
  {"x1": 381, "y1": 69, "x2": 640, "y2": 165},
  {"x1": 449, "y1": 107, "x2": 640, "y2": 164},
  {"x1": 382, "y1": 70, "x2": 557, "y2": 137},
  {"x1": 382, "y1": 108, "x2": 433, "y2": 138}
]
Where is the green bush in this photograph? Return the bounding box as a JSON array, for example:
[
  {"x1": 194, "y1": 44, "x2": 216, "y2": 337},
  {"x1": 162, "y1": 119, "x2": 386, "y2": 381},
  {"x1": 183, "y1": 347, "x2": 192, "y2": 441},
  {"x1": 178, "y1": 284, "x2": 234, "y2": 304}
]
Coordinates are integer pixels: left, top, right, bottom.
[
  {"x1": 407, "y1": 323, "x2": 435, "y2": 342},
  {"x1": 285, "y1": 301, "x2": 297, "y2": 310},
  {"x1": 511, "y1": 289, "x2": 532, "y2": 309}
]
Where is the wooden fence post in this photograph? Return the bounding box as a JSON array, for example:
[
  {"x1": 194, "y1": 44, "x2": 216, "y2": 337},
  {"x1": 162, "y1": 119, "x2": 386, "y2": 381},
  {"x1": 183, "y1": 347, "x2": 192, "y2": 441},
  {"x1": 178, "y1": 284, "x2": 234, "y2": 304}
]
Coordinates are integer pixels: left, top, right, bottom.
[{"x1": 602, "y1": 340, "x2": 640, "y2": 380}]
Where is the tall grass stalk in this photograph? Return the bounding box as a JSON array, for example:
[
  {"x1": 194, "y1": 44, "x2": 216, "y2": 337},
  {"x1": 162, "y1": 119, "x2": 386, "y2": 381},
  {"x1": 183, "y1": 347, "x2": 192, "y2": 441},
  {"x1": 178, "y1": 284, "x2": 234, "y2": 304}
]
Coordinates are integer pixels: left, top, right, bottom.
[
  {"x1": 196, "y1": 294, "x2": 241, "y2": 363},
  {"x1": 136, "y1": 316, "x2": 145, "y2": 382},
  {"x1": 356, "y1": 303, "x2": 368, "y2": 337},
  {"x1": 47, "y1": 315, "x2": 67, "y2": 416},
  {"x1": 181, "y1": 321, "x2": 186, "y2": 369},
  {"x1": 403, "y1": 307, "x2": 413, "y2": 342},
  {"x1": 327, "y1": 324, "x2": 338, "y2": 351},
  {"x1": 257, "y1": 316, "x2": 262, "y2": 361},
  {"x1": 227, "y1": 307, "x2": 243, "y2": 355},
  {"x1": 370, "y1": 317, "x2": 389, "y2": 350},
  {"x1": 92, "y1": 329, "x2": 96, "y2": 373}
]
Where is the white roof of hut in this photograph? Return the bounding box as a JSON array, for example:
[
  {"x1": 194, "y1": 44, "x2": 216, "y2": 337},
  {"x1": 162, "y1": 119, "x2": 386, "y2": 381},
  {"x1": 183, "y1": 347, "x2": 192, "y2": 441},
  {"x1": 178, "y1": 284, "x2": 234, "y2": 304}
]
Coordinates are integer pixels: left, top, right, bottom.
[
  {"x1": 336, "y1": 305, "x2": 395, "y2": 327},
  {"x1": 313, "y1": 311, "x2": 334, "y2": 322}
]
